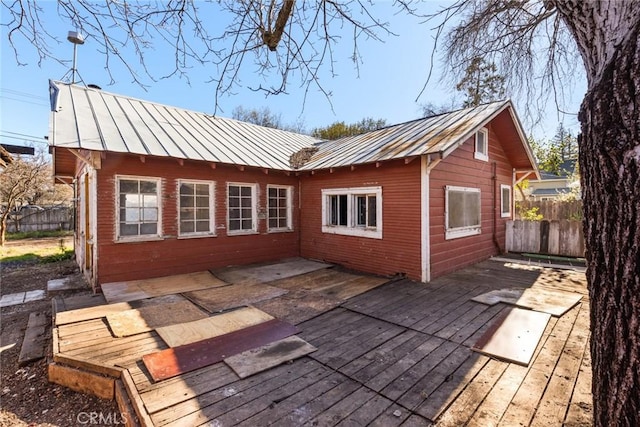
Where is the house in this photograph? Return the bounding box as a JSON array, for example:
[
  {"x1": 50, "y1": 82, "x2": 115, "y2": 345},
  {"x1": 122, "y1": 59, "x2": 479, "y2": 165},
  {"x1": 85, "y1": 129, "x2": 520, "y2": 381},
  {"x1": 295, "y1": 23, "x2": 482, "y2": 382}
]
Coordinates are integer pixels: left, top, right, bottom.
[
  {"x1": 527, "y1": 159, "x2": 579, "y2": 200},
  {"x1": 48, "y1": 81, "x2": 538, "y2": 290}
]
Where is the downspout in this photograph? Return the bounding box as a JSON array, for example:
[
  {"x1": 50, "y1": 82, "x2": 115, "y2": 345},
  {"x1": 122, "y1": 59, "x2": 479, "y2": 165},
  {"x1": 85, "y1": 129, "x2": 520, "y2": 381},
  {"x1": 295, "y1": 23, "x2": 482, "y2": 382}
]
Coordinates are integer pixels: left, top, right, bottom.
[
  {"x1": 421, "y1": 154, "x2": 442, "y2": 283},
  {"x1": 492, "y1": 161, "x2": 501, "y2": 253}
]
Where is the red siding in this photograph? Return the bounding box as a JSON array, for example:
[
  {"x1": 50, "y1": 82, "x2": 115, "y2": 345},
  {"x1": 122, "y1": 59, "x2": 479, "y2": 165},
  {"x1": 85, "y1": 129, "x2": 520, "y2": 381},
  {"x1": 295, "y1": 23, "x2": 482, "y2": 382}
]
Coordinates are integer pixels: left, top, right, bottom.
[
  {"x1": 429, "y1": 123, "x2": 512, "y2": 279},
  {"x1": 95, "y1": 154, "x2": 300, "y2": 285},
  {"x1": 299, "y1": 159, "x2": 422, "y2": 279}
]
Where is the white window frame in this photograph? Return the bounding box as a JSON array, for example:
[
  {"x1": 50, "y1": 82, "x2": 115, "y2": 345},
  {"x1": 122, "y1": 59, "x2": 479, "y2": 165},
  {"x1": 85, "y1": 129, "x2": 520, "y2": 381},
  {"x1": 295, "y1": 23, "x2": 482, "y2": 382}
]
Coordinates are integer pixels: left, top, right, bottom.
[
  {"x1": 500, "y1": 184, "x2": 512, "y2": 218},
  {"x1": 267, "y1": 185, "x2": 293, "y2": 232},
  {"x1": 321, "y1": 186, "x2": 382, "y2": 239},
  {"x1": 115, "y1": 175, "x2": 162, "y2": 242},
  {"x1": 177, "y1": 179, "x2": 216, "y2": 238},
  {"x1": 227, "y1": 182, "x2": 258, "y2": 235},
  {"x1": 445, "y1": 185, "x2": 481, "y2": 240},
  {"x1": 474, "y1": 127, "x2": 489, "y2": 161}
]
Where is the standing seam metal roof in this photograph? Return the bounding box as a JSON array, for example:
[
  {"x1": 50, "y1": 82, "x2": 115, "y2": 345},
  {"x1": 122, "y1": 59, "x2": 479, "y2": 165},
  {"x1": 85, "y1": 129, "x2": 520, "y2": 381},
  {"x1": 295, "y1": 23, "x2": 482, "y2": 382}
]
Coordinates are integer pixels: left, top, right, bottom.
[
  {"x1": 298, "y1": 100, "x2": 514, "y2": 170},
  {"x1": 49, "y1": 81, "x2": 319, "y2": 170},
  {"x1": 50, "y1": 82, "x2": 534, "y2": 174}
]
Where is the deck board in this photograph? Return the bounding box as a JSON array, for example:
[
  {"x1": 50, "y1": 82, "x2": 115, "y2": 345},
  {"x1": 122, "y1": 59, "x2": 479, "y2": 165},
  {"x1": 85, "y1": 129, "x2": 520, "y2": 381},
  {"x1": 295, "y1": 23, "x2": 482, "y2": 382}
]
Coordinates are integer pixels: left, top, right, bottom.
[{"x1": 48, "y1": 259, "x2": 592, "y2": 426}]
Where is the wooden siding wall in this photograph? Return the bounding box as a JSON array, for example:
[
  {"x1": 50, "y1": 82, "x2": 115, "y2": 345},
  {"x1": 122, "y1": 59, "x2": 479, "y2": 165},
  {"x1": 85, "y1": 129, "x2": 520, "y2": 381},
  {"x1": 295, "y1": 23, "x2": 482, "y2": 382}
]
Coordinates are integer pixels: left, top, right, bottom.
[
  {"x1": 299, "y1": 160, "x2": 422, "y2": 280},
  {"x1": 94, "y1": 154, "x2": 300, "y2": 285},
  {"x1": 429, "y1": 124, "x2": 513, "y2": 279}
]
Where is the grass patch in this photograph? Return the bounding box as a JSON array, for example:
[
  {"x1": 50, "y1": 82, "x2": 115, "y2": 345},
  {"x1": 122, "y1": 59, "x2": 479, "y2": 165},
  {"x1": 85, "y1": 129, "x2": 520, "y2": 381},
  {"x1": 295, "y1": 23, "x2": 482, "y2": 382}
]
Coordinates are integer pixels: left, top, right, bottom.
[
  {"x1": 6, "y1": 230, "x2": 73, "y2": 240},
  {"x1": 1, "y1": 237, "x2": 74, "y2": 264}
]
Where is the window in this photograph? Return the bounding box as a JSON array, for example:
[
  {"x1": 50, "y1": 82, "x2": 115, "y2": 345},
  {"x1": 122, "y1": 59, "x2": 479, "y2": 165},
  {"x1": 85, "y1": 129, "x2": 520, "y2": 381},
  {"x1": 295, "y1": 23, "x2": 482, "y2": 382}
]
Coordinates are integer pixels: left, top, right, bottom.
[
  {"x1": 267, "y1": 185, "x2": 293, "y2": 231},
  {"x1": 227, "y1": 183, "x2": 257, "y2": 234},
  {"x1": 474, "y1": 128, "x2": 488, "y2": 161},
  {"x1": 117, "y1": 177, "x2": 161, "y2": 240},
  {"x1": 179, "y1": 180, "x2": 215, "y2": 237},
  {"x1": 321, "y1": 187, "x2": 382, "y2": 239},
  {"x1": 500, "y1": 184, "x2": 512, "y2": 218},
  {"x1": 445, "y1": 186, "x2": 481, "y2": 239}
]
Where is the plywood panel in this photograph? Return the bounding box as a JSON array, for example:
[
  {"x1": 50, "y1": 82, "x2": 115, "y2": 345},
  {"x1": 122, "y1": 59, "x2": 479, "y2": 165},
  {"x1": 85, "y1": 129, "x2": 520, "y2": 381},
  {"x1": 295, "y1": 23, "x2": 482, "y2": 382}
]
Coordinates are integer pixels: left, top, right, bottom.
[
  {"x1": 224, "y1": 336, "x2": 317, "y2": 378},
  {"x1": 471, "y1": 287, "x2": 582, "y2": 316},
  {"x1": 106, "y1": 300, "x2": 208, "y2": 337},
  {"x1": 212, "y1": 258, "x2": 331, "y2": 285},
  {"x1": 156, "y1": 306, "x2": 274, "y2": 347},
  {"x1": 184, "y1": 283, "x2": 288, "y2": 313},
  {"x1": 142, "y1": 319, "x2": 299, "y2": 381},
  {"x1": 471, "y1": 308, "x2": 550, "y2": 366},
  {"x1": 102, "y1": 271, "x2": 229, "y2": 303}
]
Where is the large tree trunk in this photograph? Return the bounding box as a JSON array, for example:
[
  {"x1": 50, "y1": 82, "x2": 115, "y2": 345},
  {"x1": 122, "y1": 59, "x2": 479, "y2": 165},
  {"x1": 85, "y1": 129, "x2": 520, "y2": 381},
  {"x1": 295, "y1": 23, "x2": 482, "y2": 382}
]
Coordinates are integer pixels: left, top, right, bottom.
[{"x1": 575, "y1": 16, "x2": 640, "y2": 427}]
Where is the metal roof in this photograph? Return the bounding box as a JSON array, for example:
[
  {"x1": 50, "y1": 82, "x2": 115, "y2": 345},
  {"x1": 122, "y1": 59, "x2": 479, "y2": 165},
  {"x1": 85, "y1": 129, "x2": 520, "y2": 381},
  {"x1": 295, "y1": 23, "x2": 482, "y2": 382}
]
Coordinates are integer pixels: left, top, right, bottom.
[
  {"x1": 299, "y1": 100, "x2": 520, "y2": 170},
  {"x1": 48, "y1": 81, "x2": 319, "y2": 170}
]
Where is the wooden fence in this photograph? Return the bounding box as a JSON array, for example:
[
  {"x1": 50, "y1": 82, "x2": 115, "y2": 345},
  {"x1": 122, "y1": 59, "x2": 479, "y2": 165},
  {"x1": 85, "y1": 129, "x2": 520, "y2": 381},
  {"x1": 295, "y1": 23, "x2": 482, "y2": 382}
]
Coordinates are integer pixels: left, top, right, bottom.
[
  {"x1": 506, "y1": 220, "x2": 585, "y2": 258},
  {"x1": 516, "y1": 200, "x2": 583, "y2": 221},
  {"x1": 7, "y1": 207, "x2": 73, "y2": 233}
]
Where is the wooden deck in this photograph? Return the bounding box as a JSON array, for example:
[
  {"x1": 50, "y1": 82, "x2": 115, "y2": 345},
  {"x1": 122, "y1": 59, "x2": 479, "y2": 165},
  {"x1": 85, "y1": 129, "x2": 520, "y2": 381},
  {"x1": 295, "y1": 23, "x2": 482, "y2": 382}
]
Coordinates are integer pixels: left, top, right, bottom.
[{"x1": 49, "y1": 260, "x2": 592, "y2": 426}]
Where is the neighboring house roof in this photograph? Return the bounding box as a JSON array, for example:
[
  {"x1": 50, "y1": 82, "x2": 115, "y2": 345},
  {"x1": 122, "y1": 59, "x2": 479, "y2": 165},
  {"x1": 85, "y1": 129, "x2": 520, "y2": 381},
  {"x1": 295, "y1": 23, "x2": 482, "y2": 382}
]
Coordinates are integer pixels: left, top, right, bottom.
[
  {"x1": 299, "y1": 100, "x2": 538, "y2": 176},
  {"x1": 538, "y1": 159, "x2": 577, "y2": 180},
  {"x1": 531, "y1": 188, "x2": 572, "y2": 196},
  {"x1": 48, "y1": 81, "x2": 319, "y2": 170}
]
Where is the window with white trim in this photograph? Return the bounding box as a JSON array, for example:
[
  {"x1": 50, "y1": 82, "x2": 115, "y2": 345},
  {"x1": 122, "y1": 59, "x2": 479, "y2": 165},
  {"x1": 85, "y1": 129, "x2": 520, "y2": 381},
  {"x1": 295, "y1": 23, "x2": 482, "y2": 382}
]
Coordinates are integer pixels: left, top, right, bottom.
[
  {"x1": 500, "y1": 184, "x2": 512, "y2": 218},
  {"x1": 321, "y1": 187, "x2": 382, "y2": 239},
  {"x1": 178, "y1": 180, "x2": 215, "y2": 237},
  {"x1": 117, "y1": 176, "x2": 161, "y2": 240},
  {"x1": 474, "y1": 128, "x2": 488, "y2": 161},
  {"x1": 445, "y1": 186, "x2": 481, "y2": 239},
  {"x1": 267, "y1": 185, "x2": 293, "y2": 232},
  {"x1": 227, "y1": 183, "x2": 257, "y2": 234}
]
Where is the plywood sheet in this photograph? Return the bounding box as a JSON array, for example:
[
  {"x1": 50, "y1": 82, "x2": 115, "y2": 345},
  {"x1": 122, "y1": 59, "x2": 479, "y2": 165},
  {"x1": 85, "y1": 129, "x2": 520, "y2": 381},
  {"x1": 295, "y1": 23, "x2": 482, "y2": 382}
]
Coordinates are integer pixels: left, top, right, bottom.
[
  {"x1": 253, "y1": 289, "x2": 343, "y2": 325},
  {"x1": 55, "y1": 294, "x2": 187, "y2": 326},
  {"x1": 471, "y1": 307, "x2": 550, "y2": 366},
  {"x1": 102, "y1": 271, "x2": 229, "y2": 304},
  {"x1": 142, "y1": 319, "x2": 299, "y2": 382},
  {"x1": 156, "y1": 306, "x2": 274, "y2": 347},
  {"x1": 106, "y1": 300, "x2": 208, "y2": 337},
  {"x1": 212, "y1": 258, "x2": 332, "y2": 285},
  {"x1": 184, "y1": 283, "x2": 288, "y2": 313},
  {"x1": 471, "y1": 287, "x2": 582, "y2": 317},
  {"x1": 224, "y1": 336, "x2": 317, "y2": 378},
  {"x1": 18, "y1": 312, "x2": 49, "y2": 365}
]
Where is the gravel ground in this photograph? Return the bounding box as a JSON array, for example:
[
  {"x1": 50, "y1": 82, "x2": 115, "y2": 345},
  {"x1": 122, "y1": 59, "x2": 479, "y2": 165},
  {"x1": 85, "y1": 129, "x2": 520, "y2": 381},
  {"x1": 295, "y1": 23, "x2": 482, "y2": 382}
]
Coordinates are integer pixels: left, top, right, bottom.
[{"x1": 1, "y1": 239, "x2": 120, "y2": 427}]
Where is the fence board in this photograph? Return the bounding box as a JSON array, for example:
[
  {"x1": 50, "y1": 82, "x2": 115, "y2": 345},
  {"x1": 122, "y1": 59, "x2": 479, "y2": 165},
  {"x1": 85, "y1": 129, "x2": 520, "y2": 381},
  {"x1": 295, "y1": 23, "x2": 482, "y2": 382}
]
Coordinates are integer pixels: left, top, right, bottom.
[
  {"x1": 506, "y1": 220, "x2": 584, "y2": 257},
  {"x1": 7, "y1": 207, "x2": 73, "y2": 232}
]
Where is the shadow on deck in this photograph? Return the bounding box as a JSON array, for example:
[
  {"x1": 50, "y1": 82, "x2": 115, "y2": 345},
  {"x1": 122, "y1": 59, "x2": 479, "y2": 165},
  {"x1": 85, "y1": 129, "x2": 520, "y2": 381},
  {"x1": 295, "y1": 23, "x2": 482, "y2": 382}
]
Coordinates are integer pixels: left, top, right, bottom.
[{"x1": 49, "y1": 259, "x2": 592, "y2": 426}]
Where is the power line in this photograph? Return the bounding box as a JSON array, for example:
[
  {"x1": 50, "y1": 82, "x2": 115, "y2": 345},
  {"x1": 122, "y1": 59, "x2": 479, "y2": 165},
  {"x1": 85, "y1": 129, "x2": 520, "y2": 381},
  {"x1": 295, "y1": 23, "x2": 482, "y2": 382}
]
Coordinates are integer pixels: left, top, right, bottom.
[
  {"x1": 2, "y1": 131, "x2": 47, "y2": 140},
  {"x1": 0, "y1": 95, "x2": 49, "y2": 107},
  {"x1": 0, "y1": 134, "x2": 48, "y2": 145},
  {"x1": 0, "y1": 88, "x2": 49, "y2": 101}
]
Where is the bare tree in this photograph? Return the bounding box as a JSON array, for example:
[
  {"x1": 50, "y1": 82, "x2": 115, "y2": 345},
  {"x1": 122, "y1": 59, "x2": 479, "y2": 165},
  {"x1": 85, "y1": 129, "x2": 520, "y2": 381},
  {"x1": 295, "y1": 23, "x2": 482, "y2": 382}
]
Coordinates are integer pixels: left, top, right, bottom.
[
  {"x1": 2, "y1": 1, "x2": 395, "y2": 110},
  {"x1": 0, "y1": 154, "x2": 49, "y2": 245},
  {"x1": 3, "y1": 1, "x2": 639, "y2": 424},
  {"x1": 426, "y1": 1, "x2": 639, "y2": 425}
]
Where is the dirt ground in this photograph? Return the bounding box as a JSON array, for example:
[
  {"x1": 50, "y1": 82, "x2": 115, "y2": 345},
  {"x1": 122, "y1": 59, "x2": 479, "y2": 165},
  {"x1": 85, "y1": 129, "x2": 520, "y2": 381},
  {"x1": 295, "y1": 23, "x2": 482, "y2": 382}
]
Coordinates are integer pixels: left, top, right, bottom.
[{"x1": 1, "y1": 238, "x2": 119, "y2": 427}]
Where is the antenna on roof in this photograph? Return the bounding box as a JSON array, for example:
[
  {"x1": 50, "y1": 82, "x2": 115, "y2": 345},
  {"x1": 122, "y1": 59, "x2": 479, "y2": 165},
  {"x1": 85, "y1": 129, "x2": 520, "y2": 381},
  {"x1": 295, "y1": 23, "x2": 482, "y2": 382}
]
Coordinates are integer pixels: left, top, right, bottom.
[{"x1": 60, "y1": 30, "x2": 86, "y2": 85}]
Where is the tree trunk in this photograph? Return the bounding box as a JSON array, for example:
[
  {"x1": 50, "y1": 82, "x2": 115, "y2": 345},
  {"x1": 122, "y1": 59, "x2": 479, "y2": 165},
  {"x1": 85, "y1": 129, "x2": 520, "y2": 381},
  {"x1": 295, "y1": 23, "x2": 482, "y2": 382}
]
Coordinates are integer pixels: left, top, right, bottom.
[{"x1": 577, "y1": 20, "x2": 640, "y2": 427}]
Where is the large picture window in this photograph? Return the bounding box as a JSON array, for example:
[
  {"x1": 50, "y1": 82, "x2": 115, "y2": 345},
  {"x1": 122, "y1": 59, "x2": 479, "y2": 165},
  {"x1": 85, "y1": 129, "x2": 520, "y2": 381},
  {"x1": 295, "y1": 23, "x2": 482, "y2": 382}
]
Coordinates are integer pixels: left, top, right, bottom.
[
  {"x1": 227, "y1": 183, "x2": 257, "y2": 234},
  {"x1": 267, "y1": 185, "x2": 293, "y2": 232},
  {"x1": 117, "y1": 176, "x2": 161, "y2": 240},
  {"x1": 321, "y1": 187, "x2": 382, "y2": 239},
  {"x1": 179, "y1": 180, "x2": 215, "y2": 237},
  {"x1": 501, "y1": 184, "x2": 512, "y2": 218},
  {"x1": 445, "y1": 186, "x2": 481, "y2": 239}
]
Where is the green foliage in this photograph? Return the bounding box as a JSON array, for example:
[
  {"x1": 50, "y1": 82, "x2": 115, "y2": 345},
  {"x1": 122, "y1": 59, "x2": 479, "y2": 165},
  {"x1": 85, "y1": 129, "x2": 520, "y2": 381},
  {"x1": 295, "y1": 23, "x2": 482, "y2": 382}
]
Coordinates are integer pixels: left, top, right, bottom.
[
  {"x1": 456, "y1": 57, "x2": 506, "y2": 108},
  {"x1": 7, "y1": 230, "x2": 73, "y2": 240},
  {"x1": 528, "y1": 124, "x2": 579, "y2": 175},
  {"x1": 41, "y1": 248, "x2": 74, "y2": 263},
  {"x1": 311, "y1": 117, "x2": 386, "y2": 140},
  {"x1": 519, "y1": 205, "x2": 543, "y2": 220}
]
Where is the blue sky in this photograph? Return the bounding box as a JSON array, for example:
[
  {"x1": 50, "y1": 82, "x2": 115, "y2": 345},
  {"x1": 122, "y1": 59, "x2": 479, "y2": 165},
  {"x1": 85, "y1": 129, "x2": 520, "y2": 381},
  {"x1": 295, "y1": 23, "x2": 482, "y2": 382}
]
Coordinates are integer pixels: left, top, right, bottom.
[{"x1": 1, "y1": 2, "x2": 584, "y2": 151}]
